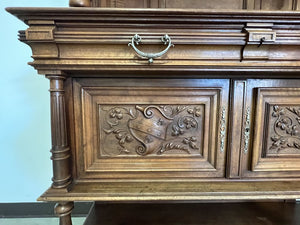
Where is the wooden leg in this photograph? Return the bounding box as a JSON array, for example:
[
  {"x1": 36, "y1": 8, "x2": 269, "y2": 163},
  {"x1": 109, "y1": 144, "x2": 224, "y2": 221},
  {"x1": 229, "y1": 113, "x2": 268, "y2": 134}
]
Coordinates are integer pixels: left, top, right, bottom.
[{"x1": 54, "y1": 202, "x2": 74, "y2": 225}]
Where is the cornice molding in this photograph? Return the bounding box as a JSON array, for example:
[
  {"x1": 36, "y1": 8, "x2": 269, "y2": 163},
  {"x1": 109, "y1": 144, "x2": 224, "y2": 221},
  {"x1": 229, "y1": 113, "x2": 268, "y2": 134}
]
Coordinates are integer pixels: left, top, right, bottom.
[
  {"x1": 6, "y1": 7, "x2": 300, "y2": 24},
  {"x1": 6, "y1": 8, "x2": 300, "y2": 75}
]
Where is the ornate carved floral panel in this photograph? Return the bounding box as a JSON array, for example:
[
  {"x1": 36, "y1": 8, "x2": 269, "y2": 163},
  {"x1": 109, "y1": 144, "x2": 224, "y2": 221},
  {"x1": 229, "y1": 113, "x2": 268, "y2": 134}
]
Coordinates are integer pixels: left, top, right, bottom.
[
  {"x1": 251, "y1": 87, "x2": 300, "y2": 173},
  {"x1": 100, "y1": 104, "x2": 204, "y2": 157},
  {"x1": 265, "y1": 105, "x2": 300, "y2": 157},
  {"x1": 73, "y1": 79, "x2": 229, "y2": 179}
]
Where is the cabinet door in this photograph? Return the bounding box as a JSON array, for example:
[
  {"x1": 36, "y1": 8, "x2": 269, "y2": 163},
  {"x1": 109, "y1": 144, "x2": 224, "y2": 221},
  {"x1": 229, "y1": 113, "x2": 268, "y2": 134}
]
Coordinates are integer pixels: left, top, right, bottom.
[
  {"x1": 241, "y1": 79, "x2": 300, "y2": 178},
  {"x1": 72, "y1": 78, "x2": 229, "y2": 180}
]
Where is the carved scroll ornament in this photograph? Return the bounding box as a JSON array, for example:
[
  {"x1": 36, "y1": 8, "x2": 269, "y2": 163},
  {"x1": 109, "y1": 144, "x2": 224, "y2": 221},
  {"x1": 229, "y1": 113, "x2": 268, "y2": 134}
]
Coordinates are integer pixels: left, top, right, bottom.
[
  {"x1": 101, "y1": 105, "x2": 203, "y2": 156},
  {"x1": 268, "y1": 105, "x2": 300, "y2": 155}
]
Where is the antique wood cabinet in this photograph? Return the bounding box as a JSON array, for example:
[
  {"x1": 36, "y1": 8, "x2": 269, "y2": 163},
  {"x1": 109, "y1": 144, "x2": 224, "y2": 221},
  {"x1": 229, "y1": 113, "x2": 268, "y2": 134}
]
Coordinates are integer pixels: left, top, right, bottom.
[{"x1": 6, "y1": 2, "x2": 300, "y2": 225}]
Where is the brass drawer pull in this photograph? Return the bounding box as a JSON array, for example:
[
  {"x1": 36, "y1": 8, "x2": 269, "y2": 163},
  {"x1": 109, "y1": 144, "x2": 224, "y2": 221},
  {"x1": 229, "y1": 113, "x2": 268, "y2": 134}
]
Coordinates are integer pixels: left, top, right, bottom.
[{"x1": 128, "y1": 34, "x2": 174, "y2": 63}]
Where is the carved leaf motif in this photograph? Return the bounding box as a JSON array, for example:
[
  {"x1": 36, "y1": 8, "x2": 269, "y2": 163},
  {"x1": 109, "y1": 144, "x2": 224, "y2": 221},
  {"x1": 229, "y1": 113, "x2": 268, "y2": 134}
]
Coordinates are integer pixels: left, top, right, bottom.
[
  {"x1": 158, "y1": 142, "x2": 190, "y2": 155},
  {"x1": 183, "y1": 136, "x2": 199, "y2": 149},
  {"x1": 101, "y1": 104, "x2": 203, "y2": 156},
  {"x1": 268, "y1": 105, "x2": 300, "y2": 153}
]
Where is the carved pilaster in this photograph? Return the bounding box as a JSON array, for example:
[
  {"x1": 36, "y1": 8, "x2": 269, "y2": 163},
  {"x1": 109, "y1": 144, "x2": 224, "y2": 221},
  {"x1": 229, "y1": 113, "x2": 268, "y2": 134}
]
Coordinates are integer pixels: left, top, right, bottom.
[
  {"x1": 47, "y1": 75, "x2": 72, "y2": 189},
  {"x1": 54, "y1": 202, "x2": 74, "y2": 225},
  {"x1": 69, "y1": 0, "x2": 91, "y2": 7}
]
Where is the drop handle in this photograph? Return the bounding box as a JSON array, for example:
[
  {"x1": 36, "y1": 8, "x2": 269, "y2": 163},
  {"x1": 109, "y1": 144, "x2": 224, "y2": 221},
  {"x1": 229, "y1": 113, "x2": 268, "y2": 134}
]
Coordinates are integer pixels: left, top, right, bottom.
[{"x1": 128, "y1": 34, "x2": 174, "y2": 64}]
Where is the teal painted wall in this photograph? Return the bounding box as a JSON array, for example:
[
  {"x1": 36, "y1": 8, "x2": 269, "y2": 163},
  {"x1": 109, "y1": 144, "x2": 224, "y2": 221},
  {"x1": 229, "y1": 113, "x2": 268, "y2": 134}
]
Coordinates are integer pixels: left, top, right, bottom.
[{"x1": 0, "y1": 0, "x2": 66, "y2": 202}]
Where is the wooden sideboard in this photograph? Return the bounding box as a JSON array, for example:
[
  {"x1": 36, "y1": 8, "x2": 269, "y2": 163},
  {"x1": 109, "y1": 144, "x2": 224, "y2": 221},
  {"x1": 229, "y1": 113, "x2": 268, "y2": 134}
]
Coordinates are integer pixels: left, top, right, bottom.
[{"x1": 6, "y1": 5, "x2": 300, "y2": 225}]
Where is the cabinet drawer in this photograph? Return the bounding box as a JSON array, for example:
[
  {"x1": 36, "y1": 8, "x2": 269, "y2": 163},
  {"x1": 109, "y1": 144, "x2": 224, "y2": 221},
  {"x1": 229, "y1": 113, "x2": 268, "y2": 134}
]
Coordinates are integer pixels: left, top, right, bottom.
[
  {"x1": 242, "y1": 79, "x2": 300, "y2": 178},
  {"x1": 72, "y1": 78, "x2": 229, "y2": 180}
]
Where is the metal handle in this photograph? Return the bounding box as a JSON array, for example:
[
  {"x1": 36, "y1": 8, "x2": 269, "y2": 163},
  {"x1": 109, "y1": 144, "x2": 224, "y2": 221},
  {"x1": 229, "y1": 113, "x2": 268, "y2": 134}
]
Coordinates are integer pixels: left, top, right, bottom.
[{"x1": 128, "y1": 34, "x2": 174, "y2": 63}]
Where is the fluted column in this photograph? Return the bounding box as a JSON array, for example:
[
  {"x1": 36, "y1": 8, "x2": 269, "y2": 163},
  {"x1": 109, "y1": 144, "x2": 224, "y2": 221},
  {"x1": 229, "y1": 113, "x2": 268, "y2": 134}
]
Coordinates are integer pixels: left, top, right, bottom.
[
  {"x1": 47, "y1": 75, "x2": 72, "y2": 189},
  {"x1": 69, "y1": 0, "x2": 91, "y2": 7}
]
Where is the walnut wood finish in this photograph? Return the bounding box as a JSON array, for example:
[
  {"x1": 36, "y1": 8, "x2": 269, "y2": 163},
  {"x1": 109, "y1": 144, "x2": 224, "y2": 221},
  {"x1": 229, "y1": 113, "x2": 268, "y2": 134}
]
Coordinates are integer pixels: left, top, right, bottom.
[
  {"x1": 242, "y1": 79, "x2": 300, "y2": 178},
  {"x1": 39, "y1": 181, "x2": 300, "y2": 201},
  {"x1": 7, "y1": 8, "x2": 300, "y2": 74},
  {"x1": 6, "y1": 6, "x2": 300, "y2": 225},
  {"x1": 69, "y1": 0, "x2": 90, "y2": 7},
  {"x1": 73, "y1": 78, "x2": 229, "y2": 180},
  {"x1": 54, "y1": 202, "x2": 74, "y2": 225},
  {"x1": 47, "y1": 75, "x2": 72, "y2": 188},
  {"x1": 90, "y1": 0, "x2": 300, "y2": 10}
]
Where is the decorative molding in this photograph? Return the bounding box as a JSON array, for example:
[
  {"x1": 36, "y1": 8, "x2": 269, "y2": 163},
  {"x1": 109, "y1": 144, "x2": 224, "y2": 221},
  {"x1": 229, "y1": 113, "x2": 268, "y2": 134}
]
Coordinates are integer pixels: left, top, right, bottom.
[
  {"x1": 25, "y1": 26, "x2": 55, "y2": 41},
  {"x1": 242, "y1": 23, "x2": 275, "y2": 60},
  {"x1": 243, "y1": 106, "x2": 251, "y2": 154},
  {"x1": 7, "y1": 8, "x2": 300, "y2": 74},
  {"x1": 219, "y1": 107, "x2": 226, "y2": 153}
]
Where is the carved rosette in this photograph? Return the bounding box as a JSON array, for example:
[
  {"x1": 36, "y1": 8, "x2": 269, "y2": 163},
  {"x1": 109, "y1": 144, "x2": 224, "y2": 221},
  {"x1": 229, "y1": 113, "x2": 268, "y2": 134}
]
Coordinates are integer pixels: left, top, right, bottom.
[
  {"x1": 267, "y1": 105, "x2": 300, "y2": 156},
  {"x1": 100, "y1": 105, "x2": 203, "y2": 156}
]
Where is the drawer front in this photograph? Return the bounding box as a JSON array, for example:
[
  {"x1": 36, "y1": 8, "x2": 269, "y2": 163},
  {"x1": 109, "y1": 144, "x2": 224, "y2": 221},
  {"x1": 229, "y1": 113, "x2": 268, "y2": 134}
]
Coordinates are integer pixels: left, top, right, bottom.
[
  {"x1": 73, "y1": 78, "x2": 229, "y2": 180},
  {"x1": 241, "y1": 79, "x2": 300, "y2": 178}
]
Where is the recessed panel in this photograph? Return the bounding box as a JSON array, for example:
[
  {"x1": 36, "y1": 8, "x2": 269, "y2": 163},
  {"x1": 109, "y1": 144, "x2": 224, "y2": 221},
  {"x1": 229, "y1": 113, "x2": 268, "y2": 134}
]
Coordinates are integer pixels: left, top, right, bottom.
[
  {"x1": 251, "y1": 87, "x2": 300, "y2": 173},
  {"x1": 73, "y1": 79, "x2": 229, "y2": 180}
]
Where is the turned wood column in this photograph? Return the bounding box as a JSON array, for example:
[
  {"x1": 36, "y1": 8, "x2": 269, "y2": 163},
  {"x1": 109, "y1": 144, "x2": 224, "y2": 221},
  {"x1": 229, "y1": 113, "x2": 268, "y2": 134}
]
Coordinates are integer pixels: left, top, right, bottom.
[
  {"x1": 55, "y1": 202, "x2": 74, "y2": 225},
  {"x1": 69, "y1": 0, "x2": 91, "y2": 7},
  {"x1": 47, "y1": 75, "x2": 72, "y2": 189}
]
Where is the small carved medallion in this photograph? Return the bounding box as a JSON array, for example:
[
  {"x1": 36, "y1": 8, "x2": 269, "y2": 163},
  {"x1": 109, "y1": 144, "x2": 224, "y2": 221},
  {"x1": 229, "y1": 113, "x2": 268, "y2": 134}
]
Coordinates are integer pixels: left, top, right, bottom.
[
  {"x1": 100, "y1": 105, "x2": 204, "y2": 157},
  {"x1": 266, "y1": 105, "x2": 300, "y2": 156}
]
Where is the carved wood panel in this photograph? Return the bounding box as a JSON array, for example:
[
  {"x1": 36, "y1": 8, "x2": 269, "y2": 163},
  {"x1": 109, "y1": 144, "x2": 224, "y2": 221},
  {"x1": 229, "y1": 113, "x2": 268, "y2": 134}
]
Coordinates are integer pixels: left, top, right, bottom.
[
  {"x1": 265, "y1": 105, "x2": 300, "y2": 157},
  {"x1": 73, "y1": 78, "x2": 229, "y2": 180},
  {"x1": 100, "y1": 104, "x2": 204, "y2": 157},
  {"x1": 241, "y1": 80, "x2": 300, "y2": 178}
]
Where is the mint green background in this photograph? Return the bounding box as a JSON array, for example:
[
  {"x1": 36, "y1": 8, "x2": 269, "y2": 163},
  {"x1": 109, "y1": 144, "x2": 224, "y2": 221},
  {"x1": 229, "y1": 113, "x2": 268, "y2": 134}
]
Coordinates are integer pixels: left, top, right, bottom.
[{"x1": 0, "y1": 0, "x2": 67, "y2": 202}]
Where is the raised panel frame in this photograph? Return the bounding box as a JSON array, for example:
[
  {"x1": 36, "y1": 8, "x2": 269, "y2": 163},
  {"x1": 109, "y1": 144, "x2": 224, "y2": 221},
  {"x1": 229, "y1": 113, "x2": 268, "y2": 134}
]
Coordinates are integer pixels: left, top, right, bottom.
[
  {"x1": 72, "y1": 78, "x2": 229, "y2": 180},
  {"x1": 241, "y1": 79, "x2": 300, "y2": 178},
  {"x1": 252, "y1": 88, "x2": 300, "y2": 171}
]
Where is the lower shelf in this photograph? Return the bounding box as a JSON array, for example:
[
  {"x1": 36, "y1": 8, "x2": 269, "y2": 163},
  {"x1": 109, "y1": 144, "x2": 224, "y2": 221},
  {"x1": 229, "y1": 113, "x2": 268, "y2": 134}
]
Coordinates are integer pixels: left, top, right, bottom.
[
  {"x1": 84, "y1": 202, "x2": 300, "y2": 225},
  {"x1": 38, "y1": 181, "x2": 300, "y2": 202}
]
